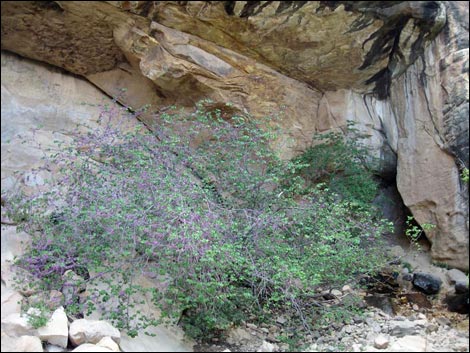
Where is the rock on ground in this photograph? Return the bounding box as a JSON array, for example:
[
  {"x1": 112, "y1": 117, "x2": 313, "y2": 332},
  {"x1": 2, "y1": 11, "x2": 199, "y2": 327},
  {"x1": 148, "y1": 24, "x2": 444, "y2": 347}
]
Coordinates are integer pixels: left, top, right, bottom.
[
  {"x1": 412, "y1": 273, "x2": 442, "y2": 295},
  {"x1": 69, "y1": 319, "x2": 120, "y2": 346},
  {"x1": 1, "y1": 313, "x2": 36, "y2": 337},
  {"x1": 389, "y1": 335, "x2": 426, "y2": 352},
  {"x1": 1, "y1": 285, "x2": 23, "y2": 320},
  {"x1": 71, "y1": 343, "x2": 114, "y2": 352},
  {"x1": 374, "y1": 335, "x2": 390, "y2": 349},
  {"x1": 1, "y1": 332, "x2": 44, "y2": 352},
  {"x1": 37, "y1": 306, "x2": 69, "y2": 348},
  {"x1": 96, "y1": 336, "x2": 120, "y2": 352}
]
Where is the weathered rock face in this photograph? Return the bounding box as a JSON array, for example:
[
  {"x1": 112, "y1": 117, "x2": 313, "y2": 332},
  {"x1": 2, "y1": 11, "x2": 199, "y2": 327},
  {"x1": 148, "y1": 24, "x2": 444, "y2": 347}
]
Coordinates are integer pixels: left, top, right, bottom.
[
  {"x1": 0, "y1": 1, "x2": 449, "y2": 160},
  {"x1": 1, "y1": 284, "x2": 23, "y2": 320},
  {"x1": 1, "y1": 1, "x2": 323, "y2": 159},
  {"x1": 1, "y1": 1, "x2": 468, "y2": 269},
  {"x1": 439, "y1": 1, "x2": 469, "y2": 168},
  {"x1": 109, "y1": 1, "x2": 446, "y2": 96},
  {"x1": 1, "y1": 51, "x2": 136, "y2": 197},
  {"x1": 1, "y1": 225, "x2": 32, "y2": 296},
  {"x1": 388, "y1": 2, "x2": 469, "y2": 270},
  {"x1": 315, "y1": 89, "x2": 398, "y2": 178}
]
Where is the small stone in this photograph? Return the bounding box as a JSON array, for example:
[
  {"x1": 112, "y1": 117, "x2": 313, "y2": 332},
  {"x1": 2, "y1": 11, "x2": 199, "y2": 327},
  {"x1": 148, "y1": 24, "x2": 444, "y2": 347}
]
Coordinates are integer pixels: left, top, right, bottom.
[
  {"x1": 306, "y1": 343, "x2": 318, "y2": 352},
  {"x1": 266, "y1": 335, "x2": 280, "y2": 343},
  {"x1": 377, "y1": 311, "x2": 390, "y2": 319},
  {"x1": 412, "y1": 319, "x2": 427, "y2": 327},
  {"x1": 275, "y1": 316, "x2": 287, "y2": 325},
  {"x1": 389, "y1": 335, "x2": 426, "y2": 352},
  {"x1": 390, "y1": 320, "x2": 421, "y2": 337},
  {"x1": 412, "y1": 304, "x2": 419, "y2": 311},
  {"x1": 425, "y1": 324, "x2": 438, "y2": 333},
  {"x1": 342, "y1": 285, "x2": 353, "y2": 292},
  {"x1": 352, "y1": 343, "x2": 362, "y2": 352},
  {"x1": 268, "y1": 325, "x2": 279, "y2": 334},
  {"x1": 436, "y1": 317, "x2": 451, "y2": 326},
  {"x1": 372, "y1": 323, "x2": 381, "y2": 333},
  {"x1": 353, "y1": 315, "x2": 364, "y2": 324},
  {"x1": 446, "y1": 269, "x2": 468, "y2": 285},
  {"x1": 96, "y1": 337, "x2": 120, "y2": 352},
  {"x1": 72, "y1": 343, "x2": 114, "y2": 352},
  {"x1": 227, "y1": 327, "x2": 253, "y2": 344},
  {"x1": 374, "y1": 335, "x2": 389, "y2": 349},
  {"x1": 332, "y1": 323, "x2": 341, "y2": 331},
  {"x1": 331, "y1": 289, "x2": 342, "y2": 297},
  {"x1": 261, "y1": 328, "x2": 269, "y2": 334},
  {"x1": 27, "y1": 307, "x2": 43, "y2": 317},
  {"x1": 257, "y1": 340, "x2": 278, "y2": 352},
  {"x1": 247, "y1": 323, "x2": 258, "y2": 330},
  {"x1": 417, "y1": 313, "x2": 426, "y2": 320}
]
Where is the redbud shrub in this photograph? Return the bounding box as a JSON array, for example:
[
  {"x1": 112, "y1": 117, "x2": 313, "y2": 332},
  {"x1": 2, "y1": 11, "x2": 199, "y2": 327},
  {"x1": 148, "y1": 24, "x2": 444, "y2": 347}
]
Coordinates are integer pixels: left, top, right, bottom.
[{"x1": 8, "y1": 99, "x2": 393, "y2": 340}]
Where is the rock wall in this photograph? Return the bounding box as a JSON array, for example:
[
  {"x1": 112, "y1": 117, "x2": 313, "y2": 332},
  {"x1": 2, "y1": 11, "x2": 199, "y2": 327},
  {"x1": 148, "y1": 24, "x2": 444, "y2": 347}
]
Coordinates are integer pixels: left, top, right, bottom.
[
  {"x1": 388, "y1": 2, "x2": 469, "y2": 270},
  {"x1": 1, "y1": 51, "x2": 135, "y2": 196},
  {"x1": 315, "y1": 3, "x2": 470, "y2": 269},
  {"x1": 0, "y1": 1, "x2": 447, "y2": 160},
  {"x1": 109, "y1": 1, "x2": 446, "y2": 95},
  {"x1": 1, "y1": 1, "x2": 468, "y2": 269}
]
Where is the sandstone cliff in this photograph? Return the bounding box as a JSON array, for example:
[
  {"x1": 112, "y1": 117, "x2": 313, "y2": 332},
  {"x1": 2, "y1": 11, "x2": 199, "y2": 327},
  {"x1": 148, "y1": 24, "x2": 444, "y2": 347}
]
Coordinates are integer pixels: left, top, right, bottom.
[{"x1": 1, "y1": 1, "x2": 468, "y2": 270}]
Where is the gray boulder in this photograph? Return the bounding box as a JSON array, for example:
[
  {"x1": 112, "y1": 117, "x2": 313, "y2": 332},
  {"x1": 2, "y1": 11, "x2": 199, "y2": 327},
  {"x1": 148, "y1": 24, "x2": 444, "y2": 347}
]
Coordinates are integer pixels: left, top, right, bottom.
[{"x1": 412, "y1": 273, "x2": 442, "y2": 295}]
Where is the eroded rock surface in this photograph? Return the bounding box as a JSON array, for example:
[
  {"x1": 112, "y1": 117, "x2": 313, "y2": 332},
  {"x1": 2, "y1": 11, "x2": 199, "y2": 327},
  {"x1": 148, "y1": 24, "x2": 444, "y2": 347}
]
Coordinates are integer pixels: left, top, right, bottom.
[
  {"x1": 109, "y1": 1, "x2": 446, "y2": 96},
  {"x1": 69, "y1": 319, "x2": 120, "y2": 346},
  {"x1": 388, "y1": 3, "x2": 469, "y2": 269}
]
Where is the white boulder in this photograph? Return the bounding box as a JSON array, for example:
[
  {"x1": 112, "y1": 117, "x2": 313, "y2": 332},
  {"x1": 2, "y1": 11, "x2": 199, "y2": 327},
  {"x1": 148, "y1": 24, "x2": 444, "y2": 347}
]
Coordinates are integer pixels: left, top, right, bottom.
[
  {"x1": 96, "y1": 336, "x2": 120, "y2": 352},
  {"x1": 1, "y1": 332, "x2": 43, "y2": 352},
  {"x1": 69, "y1": 319, "x2": 120, "y2": 346},
  {"x1": 37, "y1": 306, "x2": 69, "y2": 348},
  {"x1": 72, "y1": 343, "x2": 114, "y2": 352}
]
